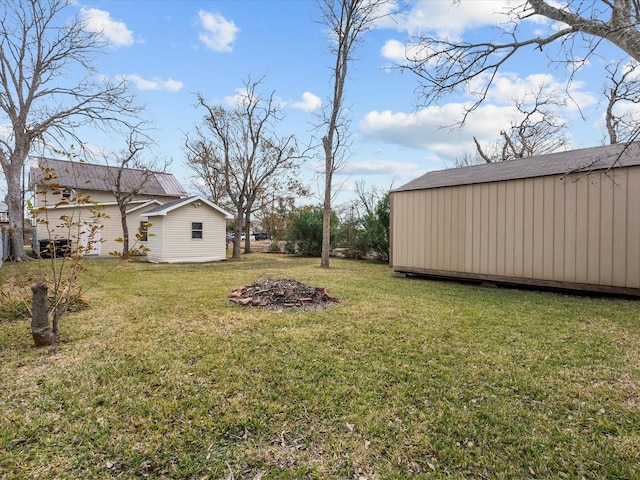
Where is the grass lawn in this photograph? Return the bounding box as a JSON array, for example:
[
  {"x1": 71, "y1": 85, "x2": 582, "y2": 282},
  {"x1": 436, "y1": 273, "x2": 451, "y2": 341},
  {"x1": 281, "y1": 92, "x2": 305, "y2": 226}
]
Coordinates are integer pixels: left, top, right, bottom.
[{"x1": 1, "y1": 254, "x2": 639, "y2": 479}]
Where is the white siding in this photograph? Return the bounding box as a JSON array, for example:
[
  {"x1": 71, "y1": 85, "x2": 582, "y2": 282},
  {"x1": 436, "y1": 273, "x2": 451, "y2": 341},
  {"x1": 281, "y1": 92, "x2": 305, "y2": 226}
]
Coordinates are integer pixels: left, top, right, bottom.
[
  {"x1": 146, "y1": 203, "x2": 227, "y2": 263},
  {"x1": 146, "y1": 216, "x2": 165, "y2": 263},
  {"x1": 35, "y1": 202, "x2": 162, "y2": 257}
]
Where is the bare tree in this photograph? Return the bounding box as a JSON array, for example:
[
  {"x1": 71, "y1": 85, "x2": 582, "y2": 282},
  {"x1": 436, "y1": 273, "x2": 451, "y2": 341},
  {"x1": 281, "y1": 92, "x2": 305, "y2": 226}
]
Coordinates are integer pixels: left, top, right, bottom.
[
  {"x1": 250, "y1": 173, "x2": 309, "y2": 238},
  {"x1": 352, "y1": 178, "x2": 393, "y2": 218},
  {"x1": 0, "y1": 0, "x2": 141, "y2": 261},
  {"x1": 603, "y1": 59, "x2": 640, "y2": 144},
  {"x1": 464, "y1": 84, "x2": 569, "y2": 165},
  {"x1": 102, "y1": 130, "x2": 170, "y2": 259},
  {"x1": 404, "y1": 1, "x2": 640, "y2": 120},
  {"x1": 185, "y1": 134, "x2": 231, "y2": 210},
  {"x1": 186, "y1": 76, "x2": 306, "y2": 258},
  {"x1": 316, "y1": 0, "x2": 397, "y2": 268}
]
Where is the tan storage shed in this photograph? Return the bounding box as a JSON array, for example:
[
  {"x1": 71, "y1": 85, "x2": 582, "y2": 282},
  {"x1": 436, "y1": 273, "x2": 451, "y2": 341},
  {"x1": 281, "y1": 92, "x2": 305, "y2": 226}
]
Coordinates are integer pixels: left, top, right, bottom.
[{"x1": 390, "y1": 143, "x2": 640, "y2": 296}]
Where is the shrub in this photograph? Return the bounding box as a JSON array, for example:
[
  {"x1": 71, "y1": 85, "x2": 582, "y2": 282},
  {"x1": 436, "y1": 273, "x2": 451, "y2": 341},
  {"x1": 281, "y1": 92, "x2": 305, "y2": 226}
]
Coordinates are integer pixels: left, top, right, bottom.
[
  {"x1": 287, "y1": 207, "x2": 338, "y2": 256},
  {"x1": 360, "y1": 193, "x2": 390, "y2": 261}
]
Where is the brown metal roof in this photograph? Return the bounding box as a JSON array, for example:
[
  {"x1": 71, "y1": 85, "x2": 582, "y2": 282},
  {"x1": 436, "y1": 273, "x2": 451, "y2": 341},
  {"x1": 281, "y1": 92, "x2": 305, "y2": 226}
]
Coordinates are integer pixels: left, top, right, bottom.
[
  {"x1": 30, "y1": 157, "x2": 186, "y2": 197},
  {"x1": 394, "y1": 142, "x2": 640, "y2": 192}
]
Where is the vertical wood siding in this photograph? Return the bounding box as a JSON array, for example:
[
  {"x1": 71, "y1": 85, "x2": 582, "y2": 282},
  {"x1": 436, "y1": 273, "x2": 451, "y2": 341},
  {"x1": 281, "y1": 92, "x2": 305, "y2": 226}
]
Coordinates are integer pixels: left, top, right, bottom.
[{"x1": 391, "y1": 166, "x2": 640, "y2": 292}]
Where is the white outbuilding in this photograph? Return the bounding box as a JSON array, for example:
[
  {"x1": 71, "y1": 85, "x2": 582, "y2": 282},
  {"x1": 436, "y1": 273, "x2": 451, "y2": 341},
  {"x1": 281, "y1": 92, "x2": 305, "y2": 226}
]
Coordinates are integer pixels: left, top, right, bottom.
[{"x1": 142, "y1": 196, "x2": 232, "y2": 263}]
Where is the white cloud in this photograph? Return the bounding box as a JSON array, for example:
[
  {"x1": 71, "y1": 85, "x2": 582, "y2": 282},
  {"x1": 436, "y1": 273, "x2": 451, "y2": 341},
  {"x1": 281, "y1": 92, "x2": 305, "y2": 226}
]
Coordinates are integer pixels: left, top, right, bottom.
[
  {"x1": 380, "y1": 39, "x2": 406, "y2": 63},
  {"x1": 474, "y1": 72, "x2": 596, "y2": 113},
  {"x1": 339, "y1": 159, "x2": 421, "y2": 177},
  {"x1": 198, "y1": 11, "x2": 239, "y2": 53},
  {"x1": 291, "y1": 92, "x2": 321, "y2": 111},
  {"x1": 381, "y1": 38, "x2": 434, "y2": 66},
  {"x1": 223, "y1": 89, "x2": 245, "y2": 107},
  {"x1": 359, "y1": 102, "x2": 532, "y2": 164},
  {"x1": 358, "y1": 65, "x2": 597, "y2": 165},
  {"x1": 390, "y1": 0, "x2": 522, "y2": 38},
  {"x1": 223, "y1": 86, "x2": 290, "y2": 109},
  {"x1": 117, "y1": 74, "x2": 183, "y2": 92},
  {"x1": 359, "y1": 71, "x2": 593, "y2": 157},
  {"x1": 80, "y1": 8, "x2": 134, "y2": 47}
]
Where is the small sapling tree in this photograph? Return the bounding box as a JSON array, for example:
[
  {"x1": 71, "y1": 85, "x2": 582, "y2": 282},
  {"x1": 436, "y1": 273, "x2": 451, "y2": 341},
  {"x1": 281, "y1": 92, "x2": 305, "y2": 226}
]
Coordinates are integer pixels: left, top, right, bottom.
[{"x1": 28, "y1": 163, "x2": 108, "y2": 346}]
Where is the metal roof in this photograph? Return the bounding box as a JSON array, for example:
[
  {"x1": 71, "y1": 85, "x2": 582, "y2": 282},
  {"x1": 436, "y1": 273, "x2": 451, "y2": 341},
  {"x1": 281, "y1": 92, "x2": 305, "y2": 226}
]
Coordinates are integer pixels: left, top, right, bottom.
[
  {"x1": 394, "y1": 142, "x2": 640, "y2": 192},
  {"x1": 30, "y1": 157, "x2": 187, "y2": 197}
]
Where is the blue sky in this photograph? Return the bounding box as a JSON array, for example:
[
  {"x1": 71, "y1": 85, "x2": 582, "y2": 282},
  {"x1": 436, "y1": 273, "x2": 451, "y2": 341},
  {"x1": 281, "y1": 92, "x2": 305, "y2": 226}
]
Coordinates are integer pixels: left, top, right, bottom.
[{"x1": 16, "y1": 1, "x2": 635, "y2": 205}]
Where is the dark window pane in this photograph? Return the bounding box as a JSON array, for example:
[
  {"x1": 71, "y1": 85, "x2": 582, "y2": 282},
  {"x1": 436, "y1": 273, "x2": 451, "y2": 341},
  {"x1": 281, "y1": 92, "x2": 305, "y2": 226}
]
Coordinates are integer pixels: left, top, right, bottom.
[
  {"x1": 139, "y1": 221, "x2": 148, "y2": 242},
  {"x1": 192, "y1": 222, "x2": 203, "y2": 239}
]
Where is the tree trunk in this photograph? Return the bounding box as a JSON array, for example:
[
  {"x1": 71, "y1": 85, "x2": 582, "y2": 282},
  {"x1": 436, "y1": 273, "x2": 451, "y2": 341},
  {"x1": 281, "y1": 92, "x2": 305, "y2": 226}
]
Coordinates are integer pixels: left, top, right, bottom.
[
  {"x1": 232, "y1": 211, "x2": 243, "y2": 258},
  {"x1": 4, "y1": 160, "x2": 28, "y2": 261},
  {"x1": 31, "y1": 282, "x2": 56, "y2": 347},
  {"x1": 244, "y1": 211, "x2": 252, "y2": 254},
  {"x1": 321, "y1": 190, "x2": 331, "y2": 268},
  {"x1": 321, "y1": 136, "x2": 332, "y2": 268},
  {"x1": 120, "y1": 205, "x2": 130, "y2": 259}
]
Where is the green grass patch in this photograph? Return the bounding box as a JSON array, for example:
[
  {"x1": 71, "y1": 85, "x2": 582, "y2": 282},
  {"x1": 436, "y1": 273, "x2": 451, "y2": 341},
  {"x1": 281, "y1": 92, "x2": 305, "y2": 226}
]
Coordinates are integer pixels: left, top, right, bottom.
[{"x1": 1, "y1": 255, "x2": 639, "y2": 478}]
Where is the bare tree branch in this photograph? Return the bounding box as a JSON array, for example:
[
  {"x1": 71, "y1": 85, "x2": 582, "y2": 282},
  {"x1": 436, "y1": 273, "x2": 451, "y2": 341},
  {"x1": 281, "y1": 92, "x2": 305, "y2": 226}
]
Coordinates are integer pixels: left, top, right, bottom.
[
  {"x1": 186, "y1": 76, "x2": 308, "y2": 258},
  {"x1": 603, "y1": 59, "x2": 640, "y2": 144},
  {"x1": 316, "y1": 0, "x2": 398, "y2": 268},
  {"x1": 101, "y1": 126, "x2": 168, "y2": 259},
  {"x1": 0, "y1": 0, "x2": 143, "y2": 260},
  {"x1": 404, "y1": 1, "x2": 640, "y2": 124},
  {"x1": 460, "y1": 84, "x2": 569, "y2": 165}
]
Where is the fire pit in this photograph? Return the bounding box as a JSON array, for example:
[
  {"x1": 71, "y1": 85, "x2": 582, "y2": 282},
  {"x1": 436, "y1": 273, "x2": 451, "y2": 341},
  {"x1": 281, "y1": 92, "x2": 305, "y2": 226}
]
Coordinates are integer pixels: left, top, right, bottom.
[{"x1": 229, "y1": 276, "x2": 339, "y2": 311}]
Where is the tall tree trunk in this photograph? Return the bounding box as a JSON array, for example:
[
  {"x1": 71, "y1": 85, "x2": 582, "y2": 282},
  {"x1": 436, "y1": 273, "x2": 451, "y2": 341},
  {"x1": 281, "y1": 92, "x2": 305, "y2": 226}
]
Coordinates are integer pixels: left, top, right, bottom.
[
  {"x1": 31, "y1": 282, "x2": 56, "y2": 347},
  {"x1": 120, "y1": 204, "x2": 130, "y2": 259},
  {"x1": 232, "y1": 211, "x2": 243, "y2": 258},
  {"x1": 321, "y1": 136, "x2": 333, "y2": 268},
  {"x1": 4, "y1": 160, "x2": 28, "y2": 261},
  {"x1": 244, "y1": 209, "x2": 252, "y2": 254}
]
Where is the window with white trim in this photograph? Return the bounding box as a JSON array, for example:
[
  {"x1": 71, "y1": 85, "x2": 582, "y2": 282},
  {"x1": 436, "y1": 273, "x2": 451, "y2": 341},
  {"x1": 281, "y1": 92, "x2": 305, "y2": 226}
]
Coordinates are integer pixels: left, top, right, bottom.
[{"x1": 191, "y1": 222, "x2": 203, "y2": 239}]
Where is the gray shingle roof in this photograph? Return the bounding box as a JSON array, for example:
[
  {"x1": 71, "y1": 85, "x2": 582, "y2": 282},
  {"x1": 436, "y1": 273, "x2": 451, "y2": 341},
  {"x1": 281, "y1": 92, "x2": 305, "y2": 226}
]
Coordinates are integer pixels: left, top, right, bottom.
[
  {"x1": 30, "y1": 157, "x2": 186, "y2": 197},
  {"x1": 143, "y1": 195, "x2": 233, "y2": 219},
  {"x1": 394, "y1": 142, "x2": 640, "y2": 192}
]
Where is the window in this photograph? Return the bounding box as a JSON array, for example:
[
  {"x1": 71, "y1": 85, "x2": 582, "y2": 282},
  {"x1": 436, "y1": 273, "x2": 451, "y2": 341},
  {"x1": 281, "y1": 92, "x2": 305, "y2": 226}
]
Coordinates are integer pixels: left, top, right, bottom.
[
  {"x1": 139, "y1": 221, "x2": 148, "y2": 242},
  {"x1": 191, "y1": 222, "x2": 203, "y2": 239}
]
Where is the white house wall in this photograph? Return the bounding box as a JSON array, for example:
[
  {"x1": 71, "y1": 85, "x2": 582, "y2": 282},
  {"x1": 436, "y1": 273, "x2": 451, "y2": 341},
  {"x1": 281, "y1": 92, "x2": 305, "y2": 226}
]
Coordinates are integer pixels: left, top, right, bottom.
[
  {"x1": 146, "y1": 203, "x2": 227, "y2": 263},
  {"x1": 34, "y1": 201, "x2": 162, "y2": 256},
  {"x1": 145, "y1": 216, "x2": 165, "y2": 263}
]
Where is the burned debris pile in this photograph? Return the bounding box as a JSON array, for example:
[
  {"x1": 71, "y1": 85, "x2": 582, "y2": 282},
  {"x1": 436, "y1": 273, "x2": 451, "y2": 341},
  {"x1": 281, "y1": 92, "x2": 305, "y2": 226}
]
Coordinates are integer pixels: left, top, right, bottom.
[{"x1": 229, "y1": 277, "x2": 339, "y2": 311}]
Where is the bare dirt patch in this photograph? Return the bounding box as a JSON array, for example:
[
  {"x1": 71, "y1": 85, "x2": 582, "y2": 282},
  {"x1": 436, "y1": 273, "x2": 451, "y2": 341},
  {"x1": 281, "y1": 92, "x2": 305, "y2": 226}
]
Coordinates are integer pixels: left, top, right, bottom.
[{"x1": 229, "y1": 276, "x2": 339, "y2": 311}]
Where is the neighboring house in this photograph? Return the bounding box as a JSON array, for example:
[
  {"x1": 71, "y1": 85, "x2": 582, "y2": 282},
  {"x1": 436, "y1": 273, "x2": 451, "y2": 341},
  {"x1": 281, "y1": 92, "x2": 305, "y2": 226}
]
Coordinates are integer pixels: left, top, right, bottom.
[
  {"x1": 0, "y1": 202, "x2": 8, "y2": 224},
  {"x1": 29, "y1": 157, "x2": 186, "y2": 257},
  {"x1": 141, "y1": 196, "x2": 233, "y2": 263},
  {"x1": 391, "y1": 142, "x2": 640, "y2": 296}
]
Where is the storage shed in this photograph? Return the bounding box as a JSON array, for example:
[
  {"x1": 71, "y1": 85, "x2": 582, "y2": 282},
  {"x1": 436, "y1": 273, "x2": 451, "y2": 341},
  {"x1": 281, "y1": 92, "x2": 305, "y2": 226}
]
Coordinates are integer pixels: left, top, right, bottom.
[
  {"x1": 390, "y1": 142, "x2": 640, "y2": 296},
  {"x1": 142, "y1": 196, "x2": 232, "y2": 263}
]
